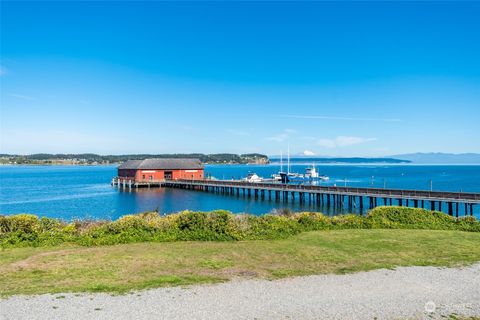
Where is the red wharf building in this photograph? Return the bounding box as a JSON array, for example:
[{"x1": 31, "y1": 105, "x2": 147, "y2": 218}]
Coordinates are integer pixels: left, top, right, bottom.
[{"x1": 117, "y1": 158, "x2": 204, "y2": 182}]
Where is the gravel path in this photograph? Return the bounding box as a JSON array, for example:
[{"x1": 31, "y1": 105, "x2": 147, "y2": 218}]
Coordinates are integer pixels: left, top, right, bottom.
[{"x1": 1, "y1": 264, "x2": 480, "y2": 320}]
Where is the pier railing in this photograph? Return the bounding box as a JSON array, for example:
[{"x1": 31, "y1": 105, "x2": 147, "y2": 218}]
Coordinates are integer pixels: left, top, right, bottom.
[{"x1": 164, "y1": 179, "x2": 480, "y2": 203}]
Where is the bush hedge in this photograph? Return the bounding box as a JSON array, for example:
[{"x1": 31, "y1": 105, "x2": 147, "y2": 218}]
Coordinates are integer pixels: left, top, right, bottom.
[{"x1": 1, "y1": 206, "x2": 478, "y2": 248}]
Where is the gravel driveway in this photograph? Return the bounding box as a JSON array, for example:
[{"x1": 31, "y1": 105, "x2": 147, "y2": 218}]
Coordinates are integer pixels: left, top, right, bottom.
[{"x1": 1, "y1": 263, "x2": 479, "y2": 320}]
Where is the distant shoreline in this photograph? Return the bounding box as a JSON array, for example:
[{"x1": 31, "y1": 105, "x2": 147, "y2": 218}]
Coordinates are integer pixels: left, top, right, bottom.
[{"x1": 2, "y1": 162, "x2": 480, "y2": 167}]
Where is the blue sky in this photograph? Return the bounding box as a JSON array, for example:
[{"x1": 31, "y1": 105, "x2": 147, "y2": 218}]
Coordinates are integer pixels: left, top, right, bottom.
[{"x1": 1, "y1": 1, "x2": 479, "y2": 156}]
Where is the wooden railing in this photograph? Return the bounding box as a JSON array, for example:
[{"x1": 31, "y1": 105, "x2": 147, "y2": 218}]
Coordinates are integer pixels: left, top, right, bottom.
[{"x1": 164, "y1": 179, "x2": 480, "y2": 203}]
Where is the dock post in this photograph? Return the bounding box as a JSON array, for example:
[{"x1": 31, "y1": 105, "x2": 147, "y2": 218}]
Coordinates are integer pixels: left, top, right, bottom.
[
  {"x1": 456, "y1": 202, "x2": 459, "y2": 218},
  {"x1": 398, "y1": 199, "x2": 402, "y2": 206},
  {"x1": 448, "y1": 202, "x2": 453, "y2": 216}
]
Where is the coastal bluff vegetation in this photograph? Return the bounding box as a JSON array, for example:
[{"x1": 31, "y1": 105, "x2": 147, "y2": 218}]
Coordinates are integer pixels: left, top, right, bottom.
[
  {"x1": 1, "y1": 207, "x2": 478, "y2": 248},
  {"x1": 0, "y1": 153, "x2": 270, "y2": 165}
]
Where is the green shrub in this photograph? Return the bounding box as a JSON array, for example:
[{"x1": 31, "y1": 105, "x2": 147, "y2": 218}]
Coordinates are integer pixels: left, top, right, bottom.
[
  {"x1": 245, "y1": 214, "x2": 302, "y2": 239},
  {"x1": 1, "y1": 206, "x2": 478, "y2": 248},
  {"x1": 367, "y1": 206, "x2": 456, "y2": 230},
  {"x1": 293, "y1": 212, "x2": 332, "y2": 231},
  {"x1": 332, "y1": 214, "x2": 369, "y2": 229},
  {"x1": 7, "y1": 214, "x2": 40, "y2": 233}
]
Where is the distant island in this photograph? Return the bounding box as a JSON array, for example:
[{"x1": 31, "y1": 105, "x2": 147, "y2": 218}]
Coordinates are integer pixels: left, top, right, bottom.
[
  {"x1": 272, "y1": 153, "x2": 480, "y2": 164},
  {"x1": 3, "y1": 152, "x2": 478, "y2": 166},
  {"x1": 0, "y1": 153, "x2": 270, "y2": 165},
  {"x1": 390, "y1": 153, "x2": 480, "y2": 164},
  {"x1": 270, "y1": 157, "x2": 410, "y2": 164}
]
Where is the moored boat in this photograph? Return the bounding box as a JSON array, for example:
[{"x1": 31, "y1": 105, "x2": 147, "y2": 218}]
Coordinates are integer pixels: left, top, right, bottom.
[{"x1": 244, "y1": 172, "x2": 263, "y2": 183}]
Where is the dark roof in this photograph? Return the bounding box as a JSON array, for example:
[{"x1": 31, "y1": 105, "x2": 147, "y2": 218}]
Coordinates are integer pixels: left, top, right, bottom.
[{"x1": 118, "y1": 158, "x2": 203, "y2": 170}]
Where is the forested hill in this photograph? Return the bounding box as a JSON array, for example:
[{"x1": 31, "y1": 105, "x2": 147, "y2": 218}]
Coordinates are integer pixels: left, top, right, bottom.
[{"x1": 0, "y1": 153, "x2": 270, "y2": 165}]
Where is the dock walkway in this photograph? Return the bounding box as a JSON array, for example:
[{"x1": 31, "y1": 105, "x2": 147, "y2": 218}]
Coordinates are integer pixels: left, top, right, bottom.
[{"x1": 112, "y1": 178, "x2": 480, "y2": 216}]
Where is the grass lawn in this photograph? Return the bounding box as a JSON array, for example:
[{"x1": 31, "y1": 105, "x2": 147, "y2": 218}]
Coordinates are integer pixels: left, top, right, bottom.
[{"x1": 1, "y1": 229, "x2": 480, "y2": 297}]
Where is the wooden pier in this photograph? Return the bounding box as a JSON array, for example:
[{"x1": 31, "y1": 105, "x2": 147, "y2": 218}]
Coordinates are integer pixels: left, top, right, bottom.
[{"x1": 112, "y1": 178, "x2": 480, "y2": 217}]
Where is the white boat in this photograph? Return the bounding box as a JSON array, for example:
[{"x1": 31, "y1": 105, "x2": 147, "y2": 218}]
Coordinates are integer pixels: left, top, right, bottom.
[
  {"x1": 305, "y1": 165, "x2": 319, "y2": 178},
  {"x1": 305, "y1": 165, "x2": 329, "y2": 180},
  {"x1": 271, "y1": 173, "x2": 282, "y2": 181},
  {"x1": 244, "y1": 172, "x2": 263, "y2": 183}
]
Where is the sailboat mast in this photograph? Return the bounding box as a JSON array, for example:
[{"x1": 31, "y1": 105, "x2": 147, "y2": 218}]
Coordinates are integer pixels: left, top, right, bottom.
[
  {"x1": 280, "y1": 151, "x2": 283, "y2": 173},
  {"x1": 287, "y1": 144, "x2": 290, "y2": 174}
]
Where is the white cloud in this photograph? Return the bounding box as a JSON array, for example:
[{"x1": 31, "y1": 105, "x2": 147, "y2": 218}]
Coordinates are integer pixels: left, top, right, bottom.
[
  {"x1": 317, "y1": 136, "x2": 377, "y2": 148},
  {"x1": 227, "y1": 129, "x2": 250, "y2": 136},
  {"x1": 10, "y1": 93, "x2": 35, "y2": 101},
  {"x1": 317, "y1": 138, "x2": 336, "y2": 148},
  {"x1": 281, "y1": 115, "x2": 401, "y2": 122},
  {"x1": 303, "y1": 150, "x2": 315, "y2": 156},
  {"x1": 266, "y1": 129, "x2": 296, "y2": 142}
]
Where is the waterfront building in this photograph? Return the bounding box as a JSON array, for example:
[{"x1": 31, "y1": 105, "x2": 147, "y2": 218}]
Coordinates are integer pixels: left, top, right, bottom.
[{"x1": 117, "y1": 158, "x2": 204, "y2": 182}]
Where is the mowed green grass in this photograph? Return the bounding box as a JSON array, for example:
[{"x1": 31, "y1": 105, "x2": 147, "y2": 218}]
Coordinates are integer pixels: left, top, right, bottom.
[{"x1": 1, "y1": 229, "x2": 480, "y2": 297}]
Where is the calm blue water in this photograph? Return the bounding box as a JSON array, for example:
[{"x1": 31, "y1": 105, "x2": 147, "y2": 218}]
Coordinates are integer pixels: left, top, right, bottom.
[{"x1": 0, "y1": 164, "x2": 479, "y2": 220}]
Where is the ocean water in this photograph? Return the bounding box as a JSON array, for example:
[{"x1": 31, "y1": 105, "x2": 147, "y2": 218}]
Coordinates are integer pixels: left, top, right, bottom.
[{"x1": 0, "y1": 164, "x2": 479, "y2": 220}]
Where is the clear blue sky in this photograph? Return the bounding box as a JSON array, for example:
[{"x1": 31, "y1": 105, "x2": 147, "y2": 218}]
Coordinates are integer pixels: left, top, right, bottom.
[{"x1": 1, "y1": 1, "x2": 479, "y2": 156}]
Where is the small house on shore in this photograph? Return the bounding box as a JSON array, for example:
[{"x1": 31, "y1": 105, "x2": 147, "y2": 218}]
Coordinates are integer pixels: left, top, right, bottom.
[{"x1": 118, "y1": 158, "x2": 204, "y2": 182}]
